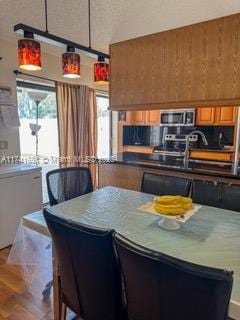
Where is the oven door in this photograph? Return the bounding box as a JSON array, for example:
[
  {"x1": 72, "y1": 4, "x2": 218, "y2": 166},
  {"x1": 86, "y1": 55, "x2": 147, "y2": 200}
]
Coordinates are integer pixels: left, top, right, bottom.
[{"x1": 160, "y1": 110, "x2": 185, "y2": 126}]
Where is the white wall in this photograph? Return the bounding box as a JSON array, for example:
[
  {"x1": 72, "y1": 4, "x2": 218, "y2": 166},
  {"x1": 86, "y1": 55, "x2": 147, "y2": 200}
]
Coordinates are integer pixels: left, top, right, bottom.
[
  {"x1": 0, "y1": 38, "x2": 20, "y2": 159},
  {"x1": 0, "y1": 38, "x2": 108, "y2": 159}
]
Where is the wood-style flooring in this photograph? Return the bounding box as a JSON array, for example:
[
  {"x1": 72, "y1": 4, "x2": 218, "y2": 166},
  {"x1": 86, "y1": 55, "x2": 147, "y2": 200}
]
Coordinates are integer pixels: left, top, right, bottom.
[{"x1": 0, "y1": 246, "x2": 53, "y2": 320}]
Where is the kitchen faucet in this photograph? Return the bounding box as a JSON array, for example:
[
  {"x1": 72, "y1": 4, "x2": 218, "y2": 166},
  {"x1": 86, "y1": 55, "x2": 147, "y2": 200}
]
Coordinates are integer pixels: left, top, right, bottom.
[{"x1": 184, "y1": 130, "x2": 208, "y2": 162}]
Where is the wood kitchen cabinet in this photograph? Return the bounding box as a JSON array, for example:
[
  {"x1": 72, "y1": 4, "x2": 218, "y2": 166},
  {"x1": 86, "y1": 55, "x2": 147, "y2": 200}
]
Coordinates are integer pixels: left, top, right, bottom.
[
  {"x1": 110, "y1": 14, "x2": 240, "y2": 111},
  {"x1": 118, "y1": 111, "x2": 133, "y2": 124},
  {"x1": 190, "y1": 150, "x2": 233, "y2": 162},
  {"x1": 196, "y1": 108, "x2": 215, "y2": 125},
  {"x1": 196, "y1": 107, "x2": 237, "y2": 126},
  {"x1": 127, "y1": 110, "x2": 160, "y2": 125},
  {"x1": 132, "y1": 111, "x2": 146, "y2": 124},
  {"x1": 145, "y1": 110, "x2": 160, "y2": 125},
  {"x1": 216, "y1": 107, "x2": 238, "y2": 125},
  {"x1": 123, "y1": 146, "x2": 153, "y2": 154}
]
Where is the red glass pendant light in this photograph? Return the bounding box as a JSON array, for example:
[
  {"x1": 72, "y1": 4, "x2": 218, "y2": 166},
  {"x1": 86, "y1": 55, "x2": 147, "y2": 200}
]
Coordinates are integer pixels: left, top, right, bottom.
[
  {"x1": 18, "y1": 31, "x2": 41, "y2": 71},
  {"x1": 62, "y1": 46, "x2": 80, "y2": 78},
  {"x1": 15, "y1": 0, "x2": 110, "y2": 81},
  {"x1": 94, "y1": 56, "x2": 109, "y2": 85}
]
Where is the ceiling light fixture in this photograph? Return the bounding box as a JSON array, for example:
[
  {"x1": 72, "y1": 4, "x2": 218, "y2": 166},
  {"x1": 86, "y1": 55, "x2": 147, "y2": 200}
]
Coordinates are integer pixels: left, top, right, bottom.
[
  {"x1": 94, "y1": 56, "x2": 109, "y2": 85},
  {"x1": 15, "y1": 24, "x2": 109, "y2": 60},
  {"x1": 17, "y1": 0, "x2": 50, "y2": 72},
  {"x1": 87, "y1": 0, "x2": 109, "y2": 85},
  {"x1": 18, "y1": 31, "x2": 41, "y2": 71},
  {"x1": 62, "y1": 46, "x2": 81, "y2": 78},
  {"x1": 14, "y1": 0, "x2": 110, "y2": 79}
]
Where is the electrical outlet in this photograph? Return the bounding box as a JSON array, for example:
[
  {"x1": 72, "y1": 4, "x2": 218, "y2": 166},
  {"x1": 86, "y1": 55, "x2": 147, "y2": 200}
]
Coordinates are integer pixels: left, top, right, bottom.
[{"x1": 0, "y1": 141, "x2": 8, "y2": 150}]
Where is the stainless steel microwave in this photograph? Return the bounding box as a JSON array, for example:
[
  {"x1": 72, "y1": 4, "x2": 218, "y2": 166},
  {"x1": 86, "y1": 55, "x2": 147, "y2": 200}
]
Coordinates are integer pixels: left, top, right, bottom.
[{"x1": 159, "y1": 109, "x2": 195, "y2": 126}]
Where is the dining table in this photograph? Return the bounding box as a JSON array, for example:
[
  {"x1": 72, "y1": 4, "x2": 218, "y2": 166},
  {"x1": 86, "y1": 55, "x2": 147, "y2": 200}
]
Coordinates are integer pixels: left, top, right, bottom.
[{"x1": 19, "y1": 186, "x2": 240, "y2": 320}]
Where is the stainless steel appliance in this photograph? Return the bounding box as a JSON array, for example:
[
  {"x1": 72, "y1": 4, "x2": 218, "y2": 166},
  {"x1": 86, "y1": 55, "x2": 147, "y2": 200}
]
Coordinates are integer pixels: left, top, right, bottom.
[
  {"x1": 153, "y1": 134, "x2": 198, "y2": 156},
  {"x1": 159, "y1": 109, "x2": 195, "y2": 127}
]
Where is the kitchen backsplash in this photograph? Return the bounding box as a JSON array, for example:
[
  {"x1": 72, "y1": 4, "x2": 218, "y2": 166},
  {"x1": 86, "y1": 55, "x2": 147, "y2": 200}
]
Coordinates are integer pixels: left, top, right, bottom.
[
  {"x1": 123, "y1": 126, "x2": 151, "y2": 146},
  {"x1": 123, "y1": 125, "x2": 234, "y2": 147},
  {"x1": 196, "y1": 126, "x2": 234, "y2": 147}
]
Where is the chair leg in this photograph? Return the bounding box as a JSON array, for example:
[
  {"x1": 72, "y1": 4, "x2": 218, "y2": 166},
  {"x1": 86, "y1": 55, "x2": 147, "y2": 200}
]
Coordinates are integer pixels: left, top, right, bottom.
[{"x1": 60, "y1": 302, "x2": 67, "y2": 320}]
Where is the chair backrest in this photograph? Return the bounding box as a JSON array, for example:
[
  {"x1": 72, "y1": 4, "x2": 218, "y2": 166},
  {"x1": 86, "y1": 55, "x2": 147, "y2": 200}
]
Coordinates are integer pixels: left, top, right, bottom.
[
  {"x1": 114, "y1": 233, "x2": 233, "y2": 320},
  {"x1": 141, "y1": 173, "x2": 191, "y2": 196},
  {"x1": 43, "y1": 209, "x2": 124, "y2": 320},
  {"x1": 192, "y1": 180, "x2": 223, "y2": 208},
  {"x1": 67, "y1": 220, "x2": 124, "y2": 320},
  {"x1": 221, "y1": 183, "x2": 240, "y2": 212},
  {"x1": 43, "y1": 209, "x2": 81, "y2": 316},
  {"x1": 46, "y1": 167, "x2": 93, "y2": 206},
  {"x1": 192, "y1": 179, "x2": 240, "y2": 212}
]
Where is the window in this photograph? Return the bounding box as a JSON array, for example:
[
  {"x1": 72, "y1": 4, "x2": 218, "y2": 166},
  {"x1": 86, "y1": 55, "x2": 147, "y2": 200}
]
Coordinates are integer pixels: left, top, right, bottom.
[
  {"x1": 96, "y1": 94, "x2": 111, "y2": 157},
  {"x1": 17, "y1": 86, "x2": 113, "y2": 202},
  {"x1": 17, "y1": 82, "x2": 59, "y2": 204}
]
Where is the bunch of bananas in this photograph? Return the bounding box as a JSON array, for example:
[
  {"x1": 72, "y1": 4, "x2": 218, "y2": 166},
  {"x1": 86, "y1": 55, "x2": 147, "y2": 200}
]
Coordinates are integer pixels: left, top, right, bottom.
[{"x1": 153, "y1": 195, "x2": 193, "y2": 216}]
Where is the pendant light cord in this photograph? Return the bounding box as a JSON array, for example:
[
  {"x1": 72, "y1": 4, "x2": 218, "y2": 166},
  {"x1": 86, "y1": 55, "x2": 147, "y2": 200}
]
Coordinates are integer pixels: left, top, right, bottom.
[
  {"x1": 88, "y1": 0, "x2": 91, "y2": 48},
  {"x1": 45, "y1": 0, "x2": 49, "y2": 33}
]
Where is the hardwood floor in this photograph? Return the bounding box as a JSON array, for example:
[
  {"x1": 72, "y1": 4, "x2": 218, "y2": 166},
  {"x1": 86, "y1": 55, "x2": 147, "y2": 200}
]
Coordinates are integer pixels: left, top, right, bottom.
[{"x1": 0, "y1": 246, "x2": 53, "y2": 320}]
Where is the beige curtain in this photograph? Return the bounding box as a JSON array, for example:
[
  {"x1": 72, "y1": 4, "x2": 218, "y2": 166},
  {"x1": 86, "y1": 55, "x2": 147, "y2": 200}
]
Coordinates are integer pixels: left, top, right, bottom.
[{"x1": 55, "y1": 82, "x2": 97, "y2": 187}]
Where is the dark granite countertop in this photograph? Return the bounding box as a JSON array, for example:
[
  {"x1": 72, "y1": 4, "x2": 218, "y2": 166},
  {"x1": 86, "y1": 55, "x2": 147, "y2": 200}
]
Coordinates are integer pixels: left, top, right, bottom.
[{"x1": 98, "y1": 152, "x2": 240, "y2": 179}]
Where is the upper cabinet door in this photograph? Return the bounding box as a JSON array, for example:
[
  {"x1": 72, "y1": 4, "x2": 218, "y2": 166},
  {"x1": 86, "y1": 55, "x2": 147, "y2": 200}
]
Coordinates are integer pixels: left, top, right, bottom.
[
  {"x1": 196, "y1": 108, "x2": 215, "y2": 125},
  {"x1": 132, "y1": 111, "x2": 146, "y2": 125},
  {"x1": 145, "y1": 110, "x2": 160, "y2": 125},
  {"x1": 126, "y1": 112, "x2": 134, "y2": 124},
  {"x1": 216, "y1": 107, "x2": 237, "y2": 125},
  {"x1": 118, "y1": 111, "x2": 134, "y2": 124}
]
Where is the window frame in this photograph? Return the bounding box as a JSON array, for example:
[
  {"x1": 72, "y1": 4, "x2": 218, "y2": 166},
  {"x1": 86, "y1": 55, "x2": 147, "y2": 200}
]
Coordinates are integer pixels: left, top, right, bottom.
[
  {"x1": 16, "y1": 80, "x2": 55, "y2": 93},
  {"x1": 96, "y1": 92, "x2": 112, "y2": 156}
]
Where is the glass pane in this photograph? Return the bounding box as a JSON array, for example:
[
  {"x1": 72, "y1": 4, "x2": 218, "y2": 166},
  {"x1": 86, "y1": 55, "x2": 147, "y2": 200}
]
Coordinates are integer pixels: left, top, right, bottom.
[
  {"x1": 97, "y1": 95, "x2": 110, "y2": 157},
  {"x1": 161, "y1": 113, "x2": 184, "y2": 124},
  {"x1": 17, "y1": 86, "x2": 59, "y2": 204}
]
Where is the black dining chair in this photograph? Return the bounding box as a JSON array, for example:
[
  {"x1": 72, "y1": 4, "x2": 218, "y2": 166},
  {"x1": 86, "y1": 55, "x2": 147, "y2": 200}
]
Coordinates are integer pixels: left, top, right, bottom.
[
  {"x1": 192, "y1": 179, "x2": 240, "y2": 212},
  {"x1": 221, "y1": 183, "x2": 240, "y2": 212},
  {"x1": 114, "y1": 233, "x2": 233, "y2": 320},
  {"x1": 43, "y1": 209, "x2": 126, "y2": 320},
  {"x1": 141, "y1": 172, "x2": 191, "y2": 196},
  {"x1": 192, "y1": 179, "x2": 223, "y2": 208},
  {"x1": 43, "y1": 210, "x2": 81, "y2": 318},
  {"x1": 42, "y1": 167, "x2": 93, "y2": 298},
  {"x1": 46, "y1": 166, "x2": 93, "y2": 206}
]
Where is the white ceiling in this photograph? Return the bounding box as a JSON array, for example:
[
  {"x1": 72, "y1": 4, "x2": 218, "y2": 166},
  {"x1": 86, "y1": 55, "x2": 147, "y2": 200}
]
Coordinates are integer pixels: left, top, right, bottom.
[{"x1": 1, "y1": 0, "x2": 240, "y2": 58}]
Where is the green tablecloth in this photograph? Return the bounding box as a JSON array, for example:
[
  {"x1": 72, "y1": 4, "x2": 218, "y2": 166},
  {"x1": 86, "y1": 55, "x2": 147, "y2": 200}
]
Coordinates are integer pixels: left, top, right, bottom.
[{"x1": 47, "y1": 186, "x2": 240, "y2": 304}]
